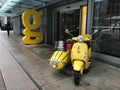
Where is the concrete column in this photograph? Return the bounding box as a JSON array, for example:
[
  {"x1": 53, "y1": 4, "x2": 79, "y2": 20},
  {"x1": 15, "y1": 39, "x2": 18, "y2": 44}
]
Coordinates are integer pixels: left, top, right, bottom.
[{"x1": 13, "y1": 16, "x2": 21, "y2": 35}]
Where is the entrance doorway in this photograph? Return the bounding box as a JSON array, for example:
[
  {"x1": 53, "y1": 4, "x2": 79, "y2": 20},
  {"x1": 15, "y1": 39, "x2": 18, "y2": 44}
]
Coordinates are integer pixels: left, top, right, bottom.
[
  {"x1": 60, "y1": 9, "x2": 80, "y2": 40},
  {"x1": 54, "y1": 1, "x2": 87, "y2": 41}
]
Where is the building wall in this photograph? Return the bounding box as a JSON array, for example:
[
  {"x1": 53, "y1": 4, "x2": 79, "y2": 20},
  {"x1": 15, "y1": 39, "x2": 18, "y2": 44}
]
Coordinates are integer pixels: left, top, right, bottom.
[
  {"x1": 12, "y1": 16, "x2": 21, "y2": 35},
  {"x1": 46, "y1": 7, "x2": 54, "y2": 44},
  {"x1": 40, "y1": 8, "x2": 47, "y2": 44}
]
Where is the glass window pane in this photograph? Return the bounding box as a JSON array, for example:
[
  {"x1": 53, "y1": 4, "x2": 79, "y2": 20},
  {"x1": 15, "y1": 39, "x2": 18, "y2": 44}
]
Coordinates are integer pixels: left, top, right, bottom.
[
  {"x1": 92, "y1": 0, "x2": 120, "y2": 57},
  {"x1": 60, "y1": 9, "x2": 80, "y2": 40}
]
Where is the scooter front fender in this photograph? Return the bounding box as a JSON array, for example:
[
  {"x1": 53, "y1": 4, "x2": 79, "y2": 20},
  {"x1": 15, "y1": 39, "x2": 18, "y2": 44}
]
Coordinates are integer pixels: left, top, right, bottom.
[{"x1": 73, "y1": 60, "x2": 84, "y2": 74}]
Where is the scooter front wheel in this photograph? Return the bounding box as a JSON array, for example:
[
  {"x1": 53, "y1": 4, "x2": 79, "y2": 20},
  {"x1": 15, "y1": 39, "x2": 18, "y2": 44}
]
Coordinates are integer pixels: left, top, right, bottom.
[{"x1": 74, "y1": 71, "x2": 81, "y2": 86}]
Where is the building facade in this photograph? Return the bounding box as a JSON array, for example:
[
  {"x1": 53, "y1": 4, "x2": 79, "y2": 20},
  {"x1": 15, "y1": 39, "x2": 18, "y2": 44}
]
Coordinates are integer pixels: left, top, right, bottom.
[{"x1": 12, "y1": 0, "x2": 120, "y2": 67}]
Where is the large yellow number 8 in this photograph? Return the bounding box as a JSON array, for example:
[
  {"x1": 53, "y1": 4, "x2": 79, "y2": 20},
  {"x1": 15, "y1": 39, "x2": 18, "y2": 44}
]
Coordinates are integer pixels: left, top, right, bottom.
[{"x1": 22, "y1": 9, "x2": 43, "y2": 44}]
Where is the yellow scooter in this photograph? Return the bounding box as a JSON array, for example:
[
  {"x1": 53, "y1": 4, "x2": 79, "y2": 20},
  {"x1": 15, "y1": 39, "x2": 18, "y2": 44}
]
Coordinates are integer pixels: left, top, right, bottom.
[
  {"x1": 65, "y1": 29, "x2": 92, "y2": 85},
  {"x1": 49, "y1": 40, "x2": 72, "y2": 70}
]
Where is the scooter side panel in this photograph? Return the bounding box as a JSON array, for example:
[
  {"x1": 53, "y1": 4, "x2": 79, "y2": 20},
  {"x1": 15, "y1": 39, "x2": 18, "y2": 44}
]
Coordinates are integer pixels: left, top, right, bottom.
[
  {"x1": 50, "y1": 50, "x2": 71, "y2": 70},
  {"x1": 50, "y1": 51, "x2": 59, "y2": 61}
]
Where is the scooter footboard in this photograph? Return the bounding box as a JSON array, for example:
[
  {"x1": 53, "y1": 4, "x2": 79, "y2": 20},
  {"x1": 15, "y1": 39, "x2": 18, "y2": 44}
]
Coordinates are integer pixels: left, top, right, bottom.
[{"x1": 73, "y1": 60, "x2": 84, "y2": 74}]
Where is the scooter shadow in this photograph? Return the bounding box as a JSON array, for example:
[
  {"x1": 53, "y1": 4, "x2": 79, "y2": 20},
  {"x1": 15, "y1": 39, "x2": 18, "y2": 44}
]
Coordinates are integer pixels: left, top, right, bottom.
[{"x1": 59, "y1": 63, "x2": 74, "y2": 76}]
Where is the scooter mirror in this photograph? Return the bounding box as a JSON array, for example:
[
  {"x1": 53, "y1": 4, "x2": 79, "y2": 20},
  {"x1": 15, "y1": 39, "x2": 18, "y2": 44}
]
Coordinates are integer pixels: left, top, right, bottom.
[
  {"x1": 65, "y1": 29, "x2": 74, "y2": 37},
  {"x1": 93, "y1": 29, "x2": 98, "y2": 34},
  {"x1": 65, "y1": 29, "x2": 70, "y2": 34}
]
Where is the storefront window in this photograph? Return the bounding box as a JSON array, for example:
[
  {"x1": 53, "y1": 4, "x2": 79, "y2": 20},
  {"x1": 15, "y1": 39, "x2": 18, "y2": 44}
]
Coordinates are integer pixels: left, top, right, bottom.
[
  {"x1": 60, "y1": 9, "x2": 80, "y2": 40},
  {"x1": 93, "y1": 0, "x2": 120, "y2": 57}
]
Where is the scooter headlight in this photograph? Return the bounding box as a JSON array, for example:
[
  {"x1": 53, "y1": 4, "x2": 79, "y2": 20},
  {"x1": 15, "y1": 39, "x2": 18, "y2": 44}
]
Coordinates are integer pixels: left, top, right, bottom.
[
  {"x1": 77, "y1": 35, "x2": 84, "y2": 42},
  {"x1": 52, "y1": 62, "x2": 57, "y2": 68}
]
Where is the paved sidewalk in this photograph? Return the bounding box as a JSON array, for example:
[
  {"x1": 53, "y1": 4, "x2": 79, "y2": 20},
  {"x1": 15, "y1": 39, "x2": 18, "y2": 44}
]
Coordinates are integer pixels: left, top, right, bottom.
[
  {"x1": 0, "y1": 31, "x2": 120, "y2": 90},
  {"x1": 0, "y1": 31, "x2": 38, "y2": 90},
  {"x1": 0, "y1": 70, "x2": 6, "y2": 90}
]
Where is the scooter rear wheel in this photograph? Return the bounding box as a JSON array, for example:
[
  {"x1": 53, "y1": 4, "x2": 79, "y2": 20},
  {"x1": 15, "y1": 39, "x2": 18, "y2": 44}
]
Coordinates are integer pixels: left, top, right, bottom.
[{"x1": 74, "y1": 71, "x2": 81, "y2": 86}]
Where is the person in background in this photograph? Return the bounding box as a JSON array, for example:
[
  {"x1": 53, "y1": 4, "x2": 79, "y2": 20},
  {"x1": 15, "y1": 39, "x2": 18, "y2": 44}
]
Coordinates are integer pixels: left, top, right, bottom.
[
  {"x1": 6, "y1": 21, "x2": 11, "y2": 36},
  {"x1": 0, "y1": 21, "x2": 1, "y2": 28}
]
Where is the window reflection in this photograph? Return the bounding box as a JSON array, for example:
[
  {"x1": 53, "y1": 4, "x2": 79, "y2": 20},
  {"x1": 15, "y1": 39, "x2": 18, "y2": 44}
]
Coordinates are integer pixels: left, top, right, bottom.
[
  {"x1": 93, "y1": 0, "x2": 120, "y2": 57},
  {"x1": 60, "y1": 9, "x2": 80, "y2": 40}
]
